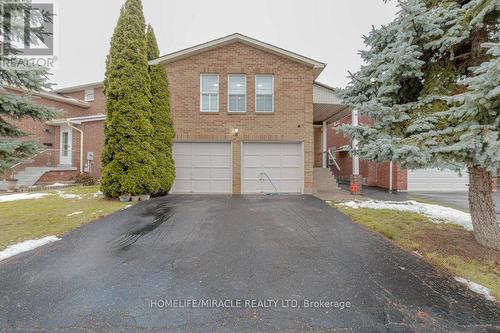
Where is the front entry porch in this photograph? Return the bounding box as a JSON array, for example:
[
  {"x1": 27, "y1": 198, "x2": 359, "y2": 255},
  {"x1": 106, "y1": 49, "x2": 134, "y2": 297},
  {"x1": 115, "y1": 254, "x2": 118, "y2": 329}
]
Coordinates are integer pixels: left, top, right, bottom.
[{"x1": 312, "y1": 82, "x2": 359, "y2": 195}]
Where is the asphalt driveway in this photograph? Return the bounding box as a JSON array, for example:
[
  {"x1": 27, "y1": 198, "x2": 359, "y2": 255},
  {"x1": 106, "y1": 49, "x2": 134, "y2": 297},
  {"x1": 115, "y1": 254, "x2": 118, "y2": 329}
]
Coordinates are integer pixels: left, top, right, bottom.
[{"x1": 0, "y1": 195, "x2": 498, "y2": 332}]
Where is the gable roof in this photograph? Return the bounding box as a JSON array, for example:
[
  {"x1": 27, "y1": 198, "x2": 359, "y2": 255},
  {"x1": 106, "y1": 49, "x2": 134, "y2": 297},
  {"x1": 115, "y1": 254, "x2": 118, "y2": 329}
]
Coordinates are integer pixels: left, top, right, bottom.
[
  {"x1": 149, "y1": 33, "x2": 326, "y2": 79},
  {"x1": 54, "y1": 81, "x2": 103, "y2": 94},
  {"x1": 2, "y1": 86, "x2": 90, "y2": 108}
]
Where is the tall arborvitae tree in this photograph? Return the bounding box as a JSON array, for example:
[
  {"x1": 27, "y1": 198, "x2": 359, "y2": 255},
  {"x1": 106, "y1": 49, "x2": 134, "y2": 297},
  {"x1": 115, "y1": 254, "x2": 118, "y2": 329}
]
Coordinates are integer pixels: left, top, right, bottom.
[
  {"x1": 146, "y1": 25, "x2": 175, "y2": 196},
  {"x1": 0, "y1": 0, "x2": 56, "y2": 172},
  {"x1": 339, "y1": 0, "x2": 499, "y2": 249},
  {"x1": 101, "y1": 0, "x2": 157, "y2": 197}
]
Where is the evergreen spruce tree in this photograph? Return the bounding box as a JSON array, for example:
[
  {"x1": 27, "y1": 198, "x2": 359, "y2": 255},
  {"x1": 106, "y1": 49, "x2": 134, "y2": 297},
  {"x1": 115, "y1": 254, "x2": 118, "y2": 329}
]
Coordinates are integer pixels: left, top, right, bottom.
[
  {"x1": 146, "y1": 25, "x2": 175, "y2": 196},
  {"x1": 0, "y1": 0, "x2": 56, "y2": 172},
  {"x1": 338, "y1": 0, "x2": 500, "y2": 249},
  {"x1": 101, "y1": 0, "x2": 157, "y2": 198}
]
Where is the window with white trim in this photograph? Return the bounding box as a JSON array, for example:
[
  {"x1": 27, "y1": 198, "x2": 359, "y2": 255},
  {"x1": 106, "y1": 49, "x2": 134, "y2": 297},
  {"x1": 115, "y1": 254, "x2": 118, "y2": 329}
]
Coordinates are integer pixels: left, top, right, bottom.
[
  {"x1": 84, "y1": 88, "x2": 94, "y2": 102},
  {"x1": 255, "y1": 75, "x2": 274, "y2": 112},
  {"x1": 228, "y1": 75, "x2": 246, "y2": 112},
  {"x1": 200, "y1": 74, "x2": 219, "y2": 112}
]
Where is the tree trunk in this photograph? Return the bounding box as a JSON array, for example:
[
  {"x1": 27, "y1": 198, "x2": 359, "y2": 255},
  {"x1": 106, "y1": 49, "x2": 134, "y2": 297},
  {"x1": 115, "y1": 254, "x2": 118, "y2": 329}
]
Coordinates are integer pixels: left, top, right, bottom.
[{"x1": 468, "y1": 166, "x2": 500, "y2": 250}]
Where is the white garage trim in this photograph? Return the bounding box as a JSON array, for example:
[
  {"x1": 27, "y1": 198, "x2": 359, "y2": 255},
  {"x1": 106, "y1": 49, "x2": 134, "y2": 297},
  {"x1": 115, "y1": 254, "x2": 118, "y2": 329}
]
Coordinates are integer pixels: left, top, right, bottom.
[
  {"x1": 171, "y1": 141, "x2": 232, "y2": 194},
  {"x1": 407, "y1": 168, "x2": 469, "y2": 192},
  {"x1": 241, "y1": 142, "x2": 304, "y2": 194}
]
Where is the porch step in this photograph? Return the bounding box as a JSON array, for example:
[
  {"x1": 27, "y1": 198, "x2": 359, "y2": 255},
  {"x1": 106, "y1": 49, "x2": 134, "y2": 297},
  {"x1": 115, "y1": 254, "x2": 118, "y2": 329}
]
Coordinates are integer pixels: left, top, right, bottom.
[{"x1": 313, "y1": 167, "x2": 339, "y2": 192}]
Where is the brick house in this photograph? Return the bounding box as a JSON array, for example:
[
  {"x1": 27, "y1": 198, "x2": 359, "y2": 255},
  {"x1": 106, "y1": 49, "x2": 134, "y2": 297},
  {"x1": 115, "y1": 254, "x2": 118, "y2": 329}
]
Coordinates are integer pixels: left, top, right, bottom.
[
  {"x1": 325, "y1": 108, "x2": 479, "y2": 192},
  {"x1": 2, "y1": 34, "x2": 348, "y2": 194},
  {"x1": 3, "y1": 33, "x2": 487, "y2": 193},
  {"x1": 150, "y1": 33, "x2": 346, "y2": 194},
  {"x1": 0, "y1": 85, "x2": 104, "y2": 188}
]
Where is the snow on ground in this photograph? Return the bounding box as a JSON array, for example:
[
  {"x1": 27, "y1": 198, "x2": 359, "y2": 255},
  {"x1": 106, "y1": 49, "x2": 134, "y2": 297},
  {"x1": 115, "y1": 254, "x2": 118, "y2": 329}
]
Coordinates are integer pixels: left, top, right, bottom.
[
  {"x1": 93, "y1": 190, "x2": 103, "y2": 198},
  {"x1": 47, "y1": 183, "x2": 67, "y2": 187},
  {"x1": 66, "y1": 211, "x2": 83, "y2": 217},
  {"x1": 454, "y1": 277, "x2": 496, "y2": 301},
  {"x1": 0, "y1": 192, "x2": 48, "y2": 203},
  {"x1": 338, "y1": 200, "x2": 474, "y2": 230},
  {"x1": 56, "y1": 191, "x2": 82, "y2": 199},
  {"x1": 0, "y1": 236, "x2": 61, "y2": 261}
]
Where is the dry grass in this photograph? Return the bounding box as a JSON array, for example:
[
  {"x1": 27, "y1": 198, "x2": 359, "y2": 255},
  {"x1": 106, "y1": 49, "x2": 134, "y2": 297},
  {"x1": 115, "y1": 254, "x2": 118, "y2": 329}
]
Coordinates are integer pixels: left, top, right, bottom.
[
  {"x1": 0, "y1": 186, "x2": 132, "y2": 250},
  {"x1": 335, "y1": 204, "x2": 500, "y2": 299}
]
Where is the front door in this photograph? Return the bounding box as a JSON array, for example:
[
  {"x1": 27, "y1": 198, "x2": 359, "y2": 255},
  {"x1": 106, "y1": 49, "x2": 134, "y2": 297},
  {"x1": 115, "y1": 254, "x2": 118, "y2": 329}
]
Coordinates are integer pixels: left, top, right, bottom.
[{"x1": 59, "y1": 125, "x2": 72, "y2": 165}]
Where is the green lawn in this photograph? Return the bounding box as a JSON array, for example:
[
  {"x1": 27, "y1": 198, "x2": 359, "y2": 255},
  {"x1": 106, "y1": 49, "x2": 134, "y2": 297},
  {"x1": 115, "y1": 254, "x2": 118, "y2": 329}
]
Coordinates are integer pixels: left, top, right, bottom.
[
  {"x1": 0, "y1": 186, "x2": 132, "y2": 251},
  {"x1": 334, "y1": 204, "x2": 500, "y2": 299}
]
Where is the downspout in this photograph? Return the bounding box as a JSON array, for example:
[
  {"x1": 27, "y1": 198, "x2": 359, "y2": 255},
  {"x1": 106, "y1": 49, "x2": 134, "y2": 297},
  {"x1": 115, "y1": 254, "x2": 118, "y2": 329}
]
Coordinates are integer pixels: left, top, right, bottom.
[
  {"x1": 322, "y1": 121, "x2": 327, "y2": 168},
  {"x1": 351, "y1": 109, "x2": 360, "y2": 175},
  {"x1": 66, "y1": 120, "x2": 84, "y2": 173}
]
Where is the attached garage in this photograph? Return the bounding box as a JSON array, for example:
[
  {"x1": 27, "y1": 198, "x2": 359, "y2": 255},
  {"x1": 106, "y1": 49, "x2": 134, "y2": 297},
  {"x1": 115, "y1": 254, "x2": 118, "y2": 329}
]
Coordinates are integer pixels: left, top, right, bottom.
[
  {"x1": 242, "y1": 142, "x2": 303, "y2": 194},
  {"x1": 171, "y1": 142, "x2": 232, "y2": 194},
  {"x1": 407, "y1": 168, "x2": 469, "y2": 192}
]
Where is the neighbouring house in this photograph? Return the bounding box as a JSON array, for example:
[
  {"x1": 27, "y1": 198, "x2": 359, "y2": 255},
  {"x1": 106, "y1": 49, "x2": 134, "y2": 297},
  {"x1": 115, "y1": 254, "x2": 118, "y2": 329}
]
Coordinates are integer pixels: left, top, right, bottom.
[
  {"x1": 326, "y1": 108, "x2": 497, "y2": 192},
  {"x1": 0, "y1": 83, "x2": 105, "y2": 189},
  {"x1": 2, "y1": 33, "x2": 496, "y2": 193}
]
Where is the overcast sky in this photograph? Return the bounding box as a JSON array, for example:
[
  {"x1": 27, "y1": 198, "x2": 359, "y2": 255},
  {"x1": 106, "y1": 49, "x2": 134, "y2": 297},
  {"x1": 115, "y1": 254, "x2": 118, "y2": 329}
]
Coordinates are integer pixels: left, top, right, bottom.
[{"x1": 51, "y1": 0, "x2": 397, "y2": 90}]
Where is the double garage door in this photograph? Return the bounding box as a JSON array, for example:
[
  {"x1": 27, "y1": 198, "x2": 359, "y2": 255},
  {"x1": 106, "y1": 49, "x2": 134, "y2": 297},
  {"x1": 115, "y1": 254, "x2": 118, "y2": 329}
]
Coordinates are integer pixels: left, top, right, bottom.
[
  {"x1": 407, "y1": 168, "x2": 469, "y2": 192},
  {"x1": 171, "y1": 142, "x2": 303, "y2": 194}
]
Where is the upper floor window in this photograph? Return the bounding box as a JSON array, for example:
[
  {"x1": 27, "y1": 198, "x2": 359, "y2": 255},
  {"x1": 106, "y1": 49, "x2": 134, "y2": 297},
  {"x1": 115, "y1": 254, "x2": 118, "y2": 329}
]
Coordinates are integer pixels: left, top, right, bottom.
[
  {"x1": 228, "y1": 75, "x2": 246, "y2": 112},
  {"x1": 255, "y1": 75, "x2": 274, "y2": 112},
  {"x1": 84, "y1": 88, "x2": 94, "y2": 102},
  {"x1": 200, "y1": 74, "x2": 219, "y2": 112}
]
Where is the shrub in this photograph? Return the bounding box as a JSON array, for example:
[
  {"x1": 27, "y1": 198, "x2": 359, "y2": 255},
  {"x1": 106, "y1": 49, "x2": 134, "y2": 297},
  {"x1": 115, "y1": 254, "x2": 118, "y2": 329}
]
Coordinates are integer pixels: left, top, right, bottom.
[{"x1": 73, "y1": 173, "x2": 97, "y2": 186}]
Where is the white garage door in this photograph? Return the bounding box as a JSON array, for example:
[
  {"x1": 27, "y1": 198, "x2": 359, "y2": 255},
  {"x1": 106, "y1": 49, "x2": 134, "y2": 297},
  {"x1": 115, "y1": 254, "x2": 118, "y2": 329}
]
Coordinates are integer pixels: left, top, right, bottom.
[
  {"x1": 172, "y1": 142, "x2": 232, "y2": 194},
  {"x1": 407, "y1": 168, "x2": 469, "y2": 192},
  {"x1": 242, "y1": 142, "x2": 303, "y2": 194}
]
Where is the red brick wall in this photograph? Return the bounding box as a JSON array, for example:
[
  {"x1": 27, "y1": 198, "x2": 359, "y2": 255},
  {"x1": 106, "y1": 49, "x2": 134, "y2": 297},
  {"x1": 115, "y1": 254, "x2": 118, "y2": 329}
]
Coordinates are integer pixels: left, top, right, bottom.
[
  {"x1": 63, "y1": 86, "x2": 105, "y2": 117},
  {"x1": 55, "y1": 86, "x2": 106, "y2": 179},
  {"x1": 313, "y1": 127, "x2": 322, "y2": 167},
  {"x1": 3, "y1": 87, "x2": 88, "y2": 148},
  {"x1": 164, "y1": 41, "x2": 315, "y2": 194},
  {"x1": 327, "y1": 114, "x2": 408, "y2": 191},
  {"x1": 51, "y1": 121, "x2": 104, "y2": 179},
  {"x1": 36, "y1": 170, "x2": 78, "y2": 185},
  {"x1": 1, "y1": 87, "x2": 105, "y2": 181}
]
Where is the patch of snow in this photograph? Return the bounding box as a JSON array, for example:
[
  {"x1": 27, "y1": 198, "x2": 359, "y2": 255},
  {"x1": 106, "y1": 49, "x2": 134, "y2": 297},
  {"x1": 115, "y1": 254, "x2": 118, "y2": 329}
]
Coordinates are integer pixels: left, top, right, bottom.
[
  {"x1": 0, "y1": 236, "x2": 61, "y2": 261},
  {"x1": 338, "y1": 200, "x2": 474, "y2": 230},
  {"x1": 47, "y1": 183, "x2": 66, "y2": 187},
  {"x1": 0, "y1": 192, "x2": 48, "y2": 203},
  {"x1": 123, "y1": 204, "x2": 132, "y2": 209},
  {"x1": 92, "y1": 190, "x2": 103, "y2": 198},
  {"x1": 454, "y1": 277, "x2": 495, "y2": 301},
  {"x1": 66, "y1": 211, "x2": 83, "y2": 217},
  {"x1": 56, "y1": 191, "x2": 82, "y2": 199}
]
